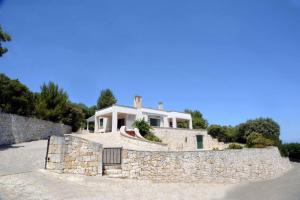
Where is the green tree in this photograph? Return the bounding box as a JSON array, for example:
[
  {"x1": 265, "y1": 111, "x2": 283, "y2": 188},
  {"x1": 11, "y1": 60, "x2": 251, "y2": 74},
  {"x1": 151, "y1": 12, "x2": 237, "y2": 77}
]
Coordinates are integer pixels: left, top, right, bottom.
[
  {"x1": 35, "y1": 82, "x2": 86, "y2": 131},
  {"x1": 237, "y1": 118, "x2": 280, "y2": 143},
  {"x1": 0, "y1": 25, "x2": 12, "y2": 57},
  {"x1": 223, "y1": 126, "x2": 238, "y2": 142},
  {"x1": 61, "y1": 103, "x2": 85, "y2": 132},
  {"x1": 185, "y1": 109, "x2": 208, "y2": 129},
  {"x1": 74, "y1": 103, "x2": 97, "y2": 118},
  {"x1": 208, "y1": 125, "x2": 238, "y2": 142},
  {"x1": 0, "y1": 73, "x2": 35, "y2": 116},
  {"x1": 88, "y1": 105, "x2": 97, "y2": 116},
  {"x1": 73, "y1": 103, "x2": 97, "y2": 130},
  {"x1": 208, "y1": 125, "x2": 226, "y2": 142},
  {"x1": 97, "y1": 89, "x2": 117, "y2": 109},
  {"x1": 35, "y1": 82, "x2": 68, "y2": 122}
]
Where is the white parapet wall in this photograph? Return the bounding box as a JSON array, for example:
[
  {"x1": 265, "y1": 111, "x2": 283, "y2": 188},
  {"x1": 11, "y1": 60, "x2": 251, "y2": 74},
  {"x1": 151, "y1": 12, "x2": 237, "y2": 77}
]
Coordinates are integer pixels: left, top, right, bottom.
[{"x1": 121, "y1": 147, "x2": 292, "y2": 183}]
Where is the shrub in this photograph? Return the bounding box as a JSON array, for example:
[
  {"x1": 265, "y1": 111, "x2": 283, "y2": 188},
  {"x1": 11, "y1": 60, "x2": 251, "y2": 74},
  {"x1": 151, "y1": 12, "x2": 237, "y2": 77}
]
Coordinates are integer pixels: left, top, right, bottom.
[
  {"x1": 133, "y1": 119, "x2": 162, "y2": 142},
  {"x1": 246, "y1": 132, "x2": 275, "y2": 148},
  {"x1": 144, "y1": 133, "x2": 161, "y2": 142},
  {"x1": 228, "y1": 143, "x2": 243, "y2": 149},
  {"x1": 279, "y1": 143, "x2": 300, "y2": 162},
  {"x1": 133, "y1": 119, "x2": 152, "y2": 136}
]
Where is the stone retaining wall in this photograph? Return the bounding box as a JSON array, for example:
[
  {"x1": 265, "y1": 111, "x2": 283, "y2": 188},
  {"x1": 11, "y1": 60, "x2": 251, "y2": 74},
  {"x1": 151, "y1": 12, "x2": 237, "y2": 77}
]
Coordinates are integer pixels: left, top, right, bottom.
[
  {"x1": 0, "y1": 112, "x2": 71, "y2": 146},
  {"x1": 120, "y1": 133, "x2": 169, "y2": 151},
  {"x1": 46, "y1": 135, "x2": 103, "y2": 176},
  {"x1": 121, "y1": 147, "x2": 292, "y2": 183},
  {"x1": 153, "y1": 127, "x2": 228, "y2": 150}
]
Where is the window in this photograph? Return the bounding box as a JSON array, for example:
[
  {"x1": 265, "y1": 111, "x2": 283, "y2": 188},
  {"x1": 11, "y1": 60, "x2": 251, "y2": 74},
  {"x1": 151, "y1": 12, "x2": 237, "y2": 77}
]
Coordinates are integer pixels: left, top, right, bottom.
[
  {"x1": 149, "y1": 118, "x2": 160, "y2": 127},
  {"x1": 99, "y1": 118, "x2": 104, "y2": 128}
]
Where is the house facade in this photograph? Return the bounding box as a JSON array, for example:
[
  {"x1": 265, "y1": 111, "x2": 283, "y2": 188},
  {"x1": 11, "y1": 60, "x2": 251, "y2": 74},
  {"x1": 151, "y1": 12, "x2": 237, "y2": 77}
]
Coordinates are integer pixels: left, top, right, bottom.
[{"x1": 91, "y1": 96, "x2": 193, "y2": 133}]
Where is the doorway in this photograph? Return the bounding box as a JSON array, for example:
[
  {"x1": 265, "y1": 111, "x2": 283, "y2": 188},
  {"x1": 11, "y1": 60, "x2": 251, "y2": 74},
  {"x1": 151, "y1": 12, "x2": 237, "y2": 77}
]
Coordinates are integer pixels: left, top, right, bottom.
[
  {"x1": 196, "y1": 135, "x2": 203, "y2": 149},
  {"x1": 117, "y1": 118, "x2": 125, "y2": 130}
]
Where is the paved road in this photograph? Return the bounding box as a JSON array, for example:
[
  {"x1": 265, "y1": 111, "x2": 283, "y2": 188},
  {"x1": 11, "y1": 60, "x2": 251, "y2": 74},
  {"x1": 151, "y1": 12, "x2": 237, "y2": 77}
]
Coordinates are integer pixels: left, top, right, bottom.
[
  {"x1": 224, "y1": 162, "x2": 300, "y2": 200},
  {"x1": 0, "y1": 140, "x2": 47, "y2": 176}
]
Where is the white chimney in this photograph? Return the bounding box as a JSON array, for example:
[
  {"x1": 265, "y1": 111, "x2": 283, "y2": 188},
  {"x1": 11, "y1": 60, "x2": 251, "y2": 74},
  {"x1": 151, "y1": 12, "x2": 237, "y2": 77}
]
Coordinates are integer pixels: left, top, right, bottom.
[
  {"x1": 133, "y1": 96, "x2": 142, "y2": 109},
  {"x1": 158, "y1": 102, "x2": 164, "y2": 110}
]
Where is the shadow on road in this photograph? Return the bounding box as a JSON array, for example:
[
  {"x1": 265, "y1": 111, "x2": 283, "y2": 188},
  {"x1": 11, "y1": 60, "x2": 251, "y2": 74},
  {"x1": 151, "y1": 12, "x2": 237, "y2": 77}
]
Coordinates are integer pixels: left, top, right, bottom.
[{"x1": 0, "y1": 145, "x2": 24, "y2": 151}]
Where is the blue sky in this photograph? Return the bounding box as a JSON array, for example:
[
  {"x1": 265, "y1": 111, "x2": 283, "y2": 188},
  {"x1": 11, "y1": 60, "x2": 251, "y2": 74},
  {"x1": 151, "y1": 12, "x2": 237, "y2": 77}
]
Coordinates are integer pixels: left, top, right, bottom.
[{"x1": 0, "y1": 0, "x2": 300, "y2": 142}]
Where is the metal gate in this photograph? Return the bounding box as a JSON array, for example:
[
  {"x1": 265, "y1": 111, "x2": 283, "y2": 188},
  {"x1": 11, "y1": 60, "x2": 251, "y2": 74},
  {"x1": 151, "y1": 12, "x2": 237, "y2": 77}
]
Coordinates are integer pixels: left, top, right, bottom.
[{"x1": 102, "y1": 148, "x2": 122, "y2": 165}]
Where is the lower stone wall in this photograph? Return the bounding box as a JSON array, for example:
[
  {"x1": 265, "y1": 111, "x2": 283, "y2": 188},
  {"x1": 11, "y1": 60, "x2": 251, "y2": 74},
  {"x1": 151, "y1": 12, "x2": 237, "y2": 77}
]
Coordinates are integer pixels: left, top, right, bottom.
[
  {"x1": 121, "y1": 147, "x2": 292, "y2": 183},
  {"x1": 46, "y1": 135, "x2": 103, "y2": 176},
  {"x1": 153, "y1": 127, "x2": 228, "y2": 151},
  {"x1": 0, "y1": 112, "x2": 71, "y2": 146}
]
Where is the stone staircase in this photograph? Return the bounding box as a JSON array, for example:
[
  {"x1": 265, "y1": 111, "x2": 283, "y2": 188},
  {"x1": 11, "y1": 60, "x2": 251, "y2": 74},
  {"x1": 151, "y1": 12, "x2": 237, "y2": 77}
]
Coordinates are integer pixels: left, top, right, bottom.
[{"x1": 103, "y1": 165, "x2": 126, "y2": 178}]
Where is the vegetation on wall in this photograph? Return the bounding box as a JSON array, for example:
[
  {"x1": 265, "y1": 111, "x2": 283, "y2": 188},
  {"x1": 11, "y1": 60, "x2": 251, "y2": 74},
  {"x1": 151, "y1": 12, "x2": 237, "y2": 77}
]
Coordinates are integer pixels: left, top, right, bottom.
[
  {"x1": 133, "y1": 119, "x2": 161, "y2": 142},
  {"x1": 97, "y1": 89, "x2": 117, "y2": 109},
  {"x1": 133, "y1": 119, "x2": 152, "y2": 136},
  {"x1": 0, "y1": 25, "x2": 11, "y2": 57}
]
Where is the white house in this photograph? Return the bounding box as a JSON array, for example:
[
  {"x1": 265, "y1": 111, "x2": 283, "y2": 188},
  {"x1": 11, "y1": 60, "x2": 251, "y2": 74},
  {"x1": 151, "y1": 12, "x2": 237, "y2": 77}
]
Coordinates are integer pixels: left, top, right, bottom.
[{"x1": 88, "y1": 96, "x2": 193, "y2": 133}]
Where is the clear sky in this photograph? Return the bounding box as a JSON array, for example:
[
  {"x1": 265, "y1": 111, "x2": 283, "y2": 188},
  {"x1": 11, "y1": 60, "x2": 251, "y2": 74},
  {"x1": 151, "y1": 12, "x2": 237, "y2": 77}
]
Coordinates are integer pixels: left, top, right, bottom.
[{"x1": 0, "y1": 0, "x2": 299, "y2": 142}]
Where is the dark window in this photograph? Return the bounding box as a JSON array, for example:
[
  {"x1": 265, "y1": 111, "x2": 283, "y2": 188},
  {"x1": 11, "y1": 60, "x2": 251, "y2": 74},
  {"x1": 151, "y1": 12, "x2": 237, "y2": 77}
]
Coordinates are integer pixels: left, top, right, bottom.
[{"x1": 149, "y1": 118, "x2": 160, "y2": 127}]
